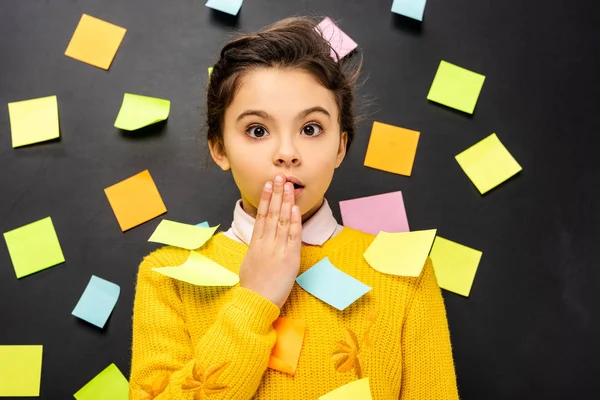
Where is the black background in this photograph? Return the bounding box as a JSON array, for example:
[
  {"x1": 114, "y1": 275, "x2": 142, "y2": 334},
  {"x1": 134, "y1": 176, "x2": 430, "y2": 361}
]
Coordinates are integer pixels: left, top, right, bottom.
[{"x1": 1, "y1": 0, "x2": 599, "y2": 398}]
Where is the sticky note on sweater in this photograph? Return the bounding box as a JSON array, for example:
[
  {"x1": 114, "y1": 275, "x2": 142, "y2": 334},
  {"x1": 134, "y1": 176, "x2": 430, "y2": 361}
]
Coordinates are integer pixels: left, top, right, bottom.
[
  {"x1": 269, "y1": 317, "x2": 306, "y2": 375},
  {"x1": 319, "y1": 377, "x2": 372, "y2": 399},
  {"x1": 153, "y1": 251, "x2": 239, "y2": 286}
]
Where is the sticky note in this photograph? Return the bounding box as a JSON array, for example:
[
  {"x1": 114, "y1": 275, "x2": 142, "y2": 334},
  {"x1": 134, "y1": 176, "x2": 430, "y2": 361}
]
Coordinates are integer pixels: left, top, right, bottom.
[
  {"x1": 392, "y1": 0, "x2": 427, "y2": 21},
  {"x1": 363, "y1": 121, "x2": 420, "y2": 176},
  {"x1": 340, "y1": 191, "x2": 409, "y2": 235},
  {"x1": 104, "y1": 170, "x2": 167, "y2": 231},
  {"x1": 427, "y1": 61, "x2": 485, "y2": 114},
  {"x1": 315, "y1": 17, "x2": 358, "y2": 60},
  {"x1": 196, "y1": 221, "x2": 209, "y2": 228},
  {"x1": 429, "y1": 236, "x2": 482, "y2": 297},
  {"x1": 65, "y1": 14, "x2": 126, "y2": 70},
  {"x1": 208, "y1": 67, "x2": 213, "y2": 77},
  {"x1": 0, "y1": 345, "x2": 43, "y2": 397},
  {"x1": 364, "y1": 229, "x2": 437, "y2": 277},
  {"x1": 114, "y1": 93, "x2": 170, "y2": 131},
  {"x1": 8, "y1": 95, "x2": 60, "y2": 148},
  {"x1": 456, "y1": 133, "x2": 522, "y2": 194},
  {"x1": 269, "y1": 318, "x2": 306, "y2": 375},
  {"x1": 72, "y1": 275, "x2": 120, "y2": 328},
  {"x1": 74, "y1": 363, "x2": 129, "y2": 400},
  {"x1": 3, "y1": 216, "x2": 65, "y2": 278},
  {"x1": 205, "y1": 0, "x2": 243, "y2": 15},
  {"x1": 153, "y1": 251, "x2": 239, "y2": 286},
  {"x1": 149, "y1": 220, "x2": 219, "y2": 250},
  {"x1": 296, "y1": 257, "x2": 371, "y2": 310},
  {"x1": 319, "y1": 377, "x2": 372, "y2": 399}
]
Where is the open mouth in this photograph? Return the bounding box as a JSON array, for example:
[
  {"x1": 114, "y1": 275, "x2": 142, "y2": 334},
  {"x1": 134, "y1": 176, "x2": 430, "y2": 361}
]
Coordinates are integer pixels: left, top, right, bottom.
[{"x1": 292, "y1": 183, "x2": 304, "y2": 189}]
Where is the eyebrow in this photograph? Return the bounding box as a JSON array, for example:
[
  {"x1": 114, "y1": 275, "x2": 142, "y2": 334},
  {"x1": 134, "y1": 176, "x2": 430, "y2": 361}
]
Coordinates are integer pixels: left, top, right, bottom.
[{"x1": 236, "y1": 106, "x2": 331, "y2": 122}]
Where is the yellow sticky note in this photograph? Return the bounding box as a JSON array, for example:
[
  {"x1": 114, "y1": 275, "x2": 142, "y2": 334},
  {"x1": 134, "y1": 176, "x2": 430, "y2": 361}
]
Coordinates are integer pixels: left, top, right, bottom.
[
  {"x1": 114, "y1": 93, "x2": 170, "y2": 131},
  {"x1": 208, "y1": 66, "x2": 213, "y2": 77},
  {"x1": 74, "y1": 363, "x2": 129, "y2": 400},
  {"x1": 363, "y1": 229, "x2": 437, "y2": 277},
  {"x1": 269, "y1": 318, "x2": 306, "y2": 375},
  {"x1": 148, "y1": 220, "x2": 219, "y2": 250},
  {"x1": 319, "y1": 377, "x2": 372, "y2": 400},
  {"x1": 363, "y1": 121, "x2": 420, "y2": 176},
  {"x1": 427, "y1": 60, "x2": 486, "y2": 114},
  {"x1": 153, "y1": 251, "x2": 239, "y2": 286},
  {"x1": 8, "y1": 95, "x2": 59, "y2": 148},
  {"x1": 65, "y1": 14, "x2": 126, "y2": 70},
  {"x1": 429, "y1": 236, "x2": 482, "y2": 297},
  {"x1": 0, "y1": 345, "x2": 43, "y2": 397},
  {"x1": 455, "y1": 133, "x2": 522, "y2": 194}
]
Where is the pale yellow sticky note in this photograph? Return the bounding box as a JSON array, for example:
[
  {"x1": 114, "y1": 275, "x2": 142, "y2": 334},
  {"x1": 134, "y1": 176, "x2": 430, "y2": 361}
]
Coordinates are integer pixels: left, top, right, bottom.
[
  {"x1": 8, "y1": 95, "x2": 59, "y2": 148},
  {"x1": 430, "y1": 236, "x2": 482, "y2": 297},
  {"x1": 208, "y1": 66, "x2": 213, "y2": 77},
  {"x1": 114, "y1": 93, "x2": 170, "y2": 131},
  {"x1": 455, "y1": 133, "x2": 522, "y2": 194},
  {"x1": 153, "y1": 251, "x2": 239, "y2": 286},
  {"x1": 319, "y1": 377, "x2": 372, "y2": 400},
  {"x1": 0, "y1": 345, "x2": 43, "y2": 397},
  {"x1": 363, "y1": 229, "x2": 437, "y2": 277},
  {"x1": 427, "y1": 60, "x2": 486, "y2": 114},
  {"x1": 148, "y1": 220, "x2": 219, "y2": 250}
]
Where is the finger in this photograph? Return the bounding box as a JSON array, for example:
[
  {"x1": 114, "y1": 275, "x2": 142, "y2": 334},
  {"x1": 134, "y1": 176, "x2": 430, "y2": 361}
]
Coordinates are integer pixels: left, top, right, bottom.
[
  {"x1": 275, "y1": 182, "x2": 294, "y2": 250},
  {"x1": 287, "y1": 204, "x2": 302, "y2": 253},
  {"x1": 263, "y1": 175, "x2": 285, "y2": 241},
  {"x1": 250, "y1": 180, "x2": 273, "y2": 242}
]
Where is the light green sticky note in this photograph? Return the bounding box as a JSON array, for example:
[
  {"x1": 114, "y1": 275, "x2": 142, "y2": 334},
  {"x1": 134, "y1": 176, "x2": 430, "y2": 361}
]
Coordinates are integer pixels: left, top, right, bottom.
[
  {"x1": 8, "y1": 95, "x2": 59, "y2": 148},
  {"x1": 74, "y1": 363, "x2": 129, "y2": 400},
  {"x1": 427, "y1": 60, "x2": 486, "y2": 114},
  {"x1": 3, "y1": 216, "x2": 65, "y2": 279},
  {"x1": 0, "y1": 345, "x2": 43, "y2": 397},
  {"x1": 114, "y1": 93, "x2": 170, "y2": 131},
  {"x1": 429, "y1": 236, "x2": 482, "y2": 297},
  {"x1": 455, "y1": 133, "x2": 522, "y2": 194},
  {"x1": 148, "y1": 220, "x2": 219, "y2": 250},
  {"x1": 153, "y1": 251, "x2": 239, "y2": 286},
  {"x1": 208, "y1": 66, "x2": 213, "y2": 77},
  {"x1": 319, "y1": 377, "x2": 372, "y2": 399},
  {"x1": 363, "y1": 229, "x2": 437, "y2": 277}
]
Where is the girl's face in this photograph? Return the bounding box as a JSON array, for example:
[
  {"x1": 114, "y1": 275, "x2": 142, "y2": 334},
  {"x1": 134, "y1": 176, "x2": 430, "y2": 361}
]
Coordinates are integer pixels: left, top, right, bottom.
[{"x1": 210, "y1": 68, "x2": 347, "y2": 222}]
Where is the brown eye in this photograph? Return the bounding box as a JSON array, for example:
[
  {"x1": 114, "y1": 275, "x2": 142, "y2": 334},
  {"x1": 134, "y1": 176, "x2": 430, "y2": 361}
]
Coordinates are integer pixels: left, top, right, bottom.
[
  {"x1": 302, "y1": 123, "x2": 323, "y2": 137},
  {"x1": 247, "y1": 125, "x2": 269, "y2": 139}
]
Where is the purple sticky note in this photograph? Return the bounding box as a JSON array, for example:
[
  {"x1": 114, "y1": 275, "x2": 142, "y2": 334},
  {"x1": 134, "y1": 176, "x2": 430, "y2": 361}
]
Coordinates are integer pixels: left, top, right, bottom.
[
  {"x1": 339, "y1": 191, "x2": 409, "y2": 235},
  {"x1": 315, "y1": 17, "x2": 358, "y2": 60}
]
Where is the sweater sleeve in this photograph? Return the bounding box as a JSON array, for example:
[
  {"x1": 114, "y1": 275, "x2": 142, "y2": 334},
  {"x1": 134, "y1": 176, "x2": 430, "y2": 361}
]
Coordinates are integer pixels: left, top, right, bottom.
[
  {"x1": 129, "y1": 248, "x2": 281, "y2": 400},
  {"x1": 399, "y1": 258, "x2": 459, "y2": 400}
]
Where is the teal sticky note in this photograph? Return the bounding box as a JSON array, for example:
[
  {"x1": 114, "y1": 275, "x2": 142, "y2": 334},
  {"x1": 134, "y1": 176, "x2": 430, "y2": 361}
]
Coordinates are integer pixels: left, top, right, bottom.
[
  {"x1": 296, "y1": 257, "x2": 371, "y2": 310},
  {"x1": 392, "y1": 0, "x2": 427, "y2": 21},
  {"x1": 205, "y1": 0, "x2": 243, "y2": 15},
  {"x1": 72, "y1": 275, "x2": 120, "y2": 328},
  {"x1": 196, "y1": 221, "x2": 209, "y2": 228}
]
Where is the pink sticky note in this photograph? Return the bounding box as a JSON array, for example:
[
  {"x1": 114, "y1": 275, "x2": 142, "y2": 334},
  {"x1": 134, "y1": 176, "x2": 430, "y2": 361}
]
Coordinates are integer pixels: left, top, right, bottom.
[
  {"x1": 339, "y1": 191, "x2": 409, "y2": 235},
  {"x1": 315, "y1": 17, "x2": 357, "y2": 60}
]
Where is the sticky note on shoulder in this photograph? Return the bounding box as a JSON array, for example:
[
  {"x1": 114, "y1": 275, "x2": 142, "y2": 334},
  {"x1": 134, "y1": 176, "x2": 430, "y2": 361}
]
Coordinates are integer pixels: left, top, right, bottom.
[
  {"x1": 427, "y1": 60, "x2": 485, "y2": 114},
  {"x1": 315, "y1": 17, "x2": 357, "y2": 60},
  {"x1": 8, "y1": 95, "x2": 60, "y2": 148},
  {"x1": 429, "y1": 236, "x2": 482, "y2": 297},
  {"x1": 392, "y1": 0, "x2": 427, "y2": 21},
  {"x1": 319, "y1": 377, "x2": 372, "y2": 399},
  {"x1": 205, "y1": 0, "x2": 243, "y2": 15},
  {"x1": 72, "y1": 275, "x2": 120, "y2": 328},
  {"x1": 114, "y1": 93, "x2": 170, "y2": 131},
  {"x1": 0, "y1": 345, "x2": 43, "y2": 397},
  {"x1": 149, "y1": 220, "x2": 218, "y2": 249},
  {"x1": 74, "y1": 363, "x2": 129, "y2": 400},
  {"x1": 153, "y1": 251, "x2": 239, "y2": 287},
  {"x1": 363, "y1": 121, "x2": 420, "y2": 176}
]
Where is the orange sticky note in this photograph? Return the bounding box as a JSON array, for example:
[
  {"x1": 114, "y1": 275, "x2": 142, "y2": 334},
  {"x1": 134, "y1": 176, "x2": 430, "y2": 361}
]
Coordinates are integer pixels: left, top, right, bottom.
[
  {"x1": 104, "y1": 170, "x2": 167, "y2": 231},
  {"x1": 268, "y1": 317, "x2": 306, "y2": 375},
  {"x1": 65, "y1": 14, "x2": 126, "y2": 70},
  {"x1": 363, "y1": 121, "x2": 420, "y2": 176}
]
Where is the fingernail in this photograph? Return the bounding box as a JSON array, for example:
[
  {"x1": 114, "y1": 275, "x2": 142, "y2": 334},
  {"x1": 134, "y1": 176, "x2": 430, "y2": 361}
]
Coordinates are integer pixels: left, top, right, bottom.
[
  {"x1": 284, "y1": 183, "x2": 291, "y2": 193},
  {"x1": 275, "y1": 175, "x2": 284, "y2": 184},
  {"x1": 265, "y1": 182, "x2": 272, "y2": 191}
]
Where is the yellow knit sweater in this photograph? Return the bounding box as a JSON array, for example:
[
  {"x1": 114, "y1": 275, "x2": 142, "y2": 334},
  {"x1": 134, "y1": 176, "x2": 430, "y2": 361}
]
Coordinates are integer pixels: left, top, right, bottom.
[{"x1": 129, "y1": 227, "x2": 458, "y2": 399}]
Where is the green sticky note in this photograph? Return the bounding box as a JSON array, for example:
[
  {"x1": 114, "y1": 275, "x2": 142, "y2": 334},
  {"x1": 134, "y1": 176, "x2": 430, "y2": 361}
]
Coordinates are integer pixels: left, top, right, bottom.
[
  {"x1": 74, "y1": 363, "x2": 129, "y2": 400},
  {"x1": 3, "y1": 216, "x2": 65, "y2": 278},
  {"x1": 0, "y1": 345, "x2": 43, "y2": 397},
  {"x1": 8, "y1": 95, "x2": 60, "y2": 148},
  {"x1": 427, "y1": 60, "x2": 486, "y2": 114},
  {"x1": 208, "y1": 66, "x2": 213, "y2": 77},
  {"x1": 148, "y1": 220, "x2": 219, "y2": 250},
  {"x1": 114, "y1": 93, "x2": 170, "y2": 131},
  {"x1": 429, "y1": 236, "x2": 482, "y2": 297},
  {"x1": 153, "y1": 250, "x2": 239, "y2": 286},
  {"x1": 455, "y1": 133, "x2": 522, "y2": 194}
]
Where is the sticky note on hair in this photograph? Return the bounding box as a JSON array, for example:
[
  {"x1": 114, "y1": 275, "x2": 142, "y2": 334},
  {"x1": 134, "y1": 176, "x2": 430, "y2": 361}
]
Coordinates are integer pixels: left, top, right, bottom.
[
  {"x1": 340, "y1": 191, "x2": 409, "y2": 235},
  {"x1": 0, "y1": 345, "x2": 43, "y2": 397},
  {"x1": 427, "y1": 60, "x2": 486, "y2": 114},
  {"x1": 364, "y1": 230, "x2": 437, "y2": 277},
  {"x1": 268, "y1": 317, "x2": 306, "y2": 375},
  {"x1": 153, "y1": 251, "x2": 239, "y2": 286},
  {"x1": 208, "y1": 67, "x2": 213, "y2": 77},
  {"x1": 363, "y1": 121, "x2": 420, "y2": 176},
  {"x1": 296, "y1": 257, "x2": 371, "y2": 310},
  {"x1": 104, "y1": 170, "x2": 167, "y2": 231},
  {"x1": 74, "y1": 363, "x2": 129, "y2": 400},
  {"x1": 319, "y1": 377, "x2": 372, "y2": 399},
  {"x1": 455, "y1": 133, "x2": 522, "y2": 194},
  {"x1": 114, "y1": 93, "x2": 170, "y2": 131},
  {"x1": 315, "y1": 17, "x2": 358, "y2": 60},
  {"x1": 72, "y1": 275, "x2": 120, "y2": 328},
  {"x1": 65, "y1": 14, "x2": 126, "y2": 70},
  {"x1": 205, "y1": 0, "x2": 243, "y2": 16},
  {"x1": 148, "y1": 220, "x2": 219, "y2": 250},
  {"x1": 8, "y1": 95, "x2": 60, "y2": 148},
  {"x1": 429, "y1": 236, "x2": 482, "y2": 297},
  {"x1": 392, "y1": 0, "x2": 427, "y2": 21}
]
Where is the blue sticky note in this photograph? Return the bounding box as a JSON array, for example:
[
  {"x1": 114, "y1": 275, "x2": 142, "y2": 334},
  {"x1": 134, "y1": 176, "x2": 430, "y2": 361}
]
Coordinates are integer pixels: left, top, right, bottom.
[
  {"x1": 196, "y1": 221, "x2": 209, "y2": 228},
  {"x1": 392, "y1": 0, "x2": 427, "y2": 21},
  {"x1": 72, "y1": 275, "x2": 120, "y2": 328},
  {"x1": 205, "y1": 0, "x2": 243, "y2": 16},
  {"x1": 296, "y1": 257, "x2": 371, "y2": 310}
]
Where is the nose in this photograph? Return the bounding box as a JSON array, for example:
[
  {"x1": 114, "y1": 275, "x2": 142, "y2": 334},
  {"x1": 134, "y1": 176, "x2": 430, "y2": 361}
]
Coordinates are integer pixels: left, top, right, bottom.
[{"x1": 274, "y1": 136, "x2": 300, "y2": 166}]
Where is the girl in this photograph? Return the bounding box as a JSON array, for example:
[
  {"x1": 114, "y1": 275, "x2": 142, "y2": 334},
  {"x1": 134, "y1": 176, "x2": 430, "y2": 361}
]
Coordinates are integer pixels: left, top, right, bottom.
[{"x1": 129, "y1": 17, "x2": 458, "y2": 399}]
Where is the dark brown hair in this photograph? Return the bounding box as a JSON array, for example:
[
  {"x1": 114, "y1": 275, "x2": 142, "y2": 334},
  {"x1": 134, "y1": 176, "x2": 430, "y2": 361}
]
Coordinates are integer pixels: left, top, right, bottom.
[{"x1": 206, "y1": 16, "x2": 362, "y2": 157}]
